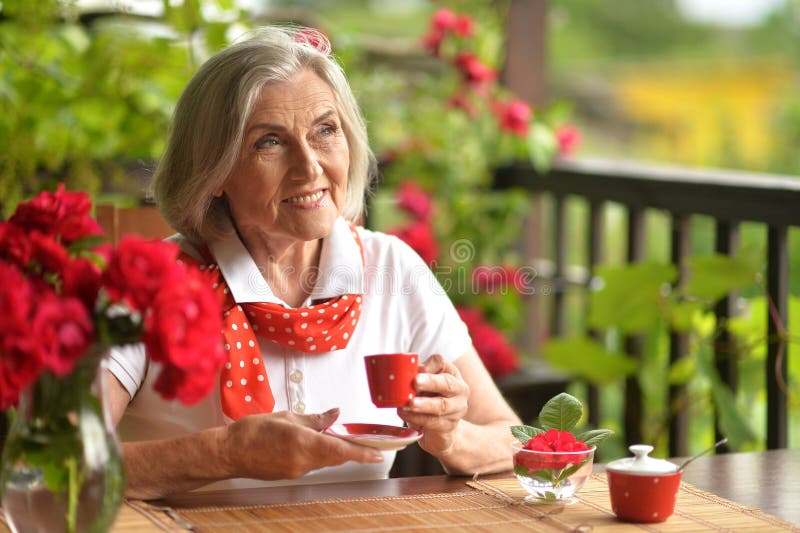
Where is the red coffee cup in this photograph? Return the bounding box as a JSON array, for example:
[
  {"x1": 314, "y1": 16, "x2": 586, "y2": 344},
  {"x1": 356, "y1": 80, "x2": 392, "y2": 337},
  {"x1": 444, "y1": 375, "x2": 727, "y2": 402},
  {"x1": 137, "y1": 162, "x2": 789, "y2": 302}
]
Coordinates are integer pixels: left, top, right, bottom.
[{"x1": 364, "y1": 353, "x2": 419, "y2": 408}]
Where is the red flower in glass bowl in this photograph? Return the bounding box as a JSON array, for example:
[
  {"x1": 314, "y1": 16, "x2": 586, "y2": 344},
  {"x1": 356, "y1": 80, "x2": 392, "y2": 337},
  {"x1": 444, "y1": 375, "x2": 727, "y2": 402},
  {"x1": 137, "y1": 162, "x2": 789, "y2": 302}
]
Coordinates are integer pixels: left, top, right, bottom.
[
  {"x1": 511, "y1": 393, "x2": 612, "y2": 503},
  {"x1": 516, "y1": 429, "x2": 591, "y2": 471},
  {"x1": 512, "y1": 434, "x2": 595, "y2": 503}
]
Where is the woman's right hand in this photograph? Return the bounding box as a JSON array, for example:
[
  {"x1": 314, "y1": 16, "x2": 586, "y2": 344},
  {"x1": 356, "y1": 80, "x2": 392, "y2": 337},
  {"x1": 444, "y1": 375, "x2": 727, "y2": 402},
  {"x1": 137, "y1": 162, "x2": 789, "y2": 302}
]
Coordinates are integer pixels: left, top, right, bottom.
[{"x1": 221, "y1": 408, "x2": 384, "y2": 480}]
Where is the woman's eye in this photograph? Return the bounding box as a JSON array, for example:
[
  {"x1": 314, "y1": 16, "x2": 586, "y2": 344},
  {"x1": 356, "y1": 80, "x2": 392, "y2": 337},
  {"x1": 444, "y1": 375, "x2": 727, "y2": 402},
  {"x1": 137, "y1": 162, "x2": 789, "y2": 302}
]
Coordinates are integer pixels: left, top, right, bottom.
[
  {"x1": 320, "y1": 124, "x2": 338, "y2": 136},
  {"x1": 255, "y1": 135, "x2": 280, "y2": 149}
]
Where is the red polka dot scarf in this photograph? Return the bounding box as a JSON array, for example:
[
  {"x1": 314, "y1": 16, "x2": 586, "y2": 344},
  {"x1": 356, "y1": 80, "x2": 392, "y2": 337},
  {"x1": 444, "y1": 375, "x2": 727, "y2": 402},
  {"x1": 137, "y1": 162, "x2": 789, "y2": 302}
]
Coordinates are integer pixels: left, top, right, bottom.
[{"x1": 178, "y1": 226, "x2": 365, "y2": 421}]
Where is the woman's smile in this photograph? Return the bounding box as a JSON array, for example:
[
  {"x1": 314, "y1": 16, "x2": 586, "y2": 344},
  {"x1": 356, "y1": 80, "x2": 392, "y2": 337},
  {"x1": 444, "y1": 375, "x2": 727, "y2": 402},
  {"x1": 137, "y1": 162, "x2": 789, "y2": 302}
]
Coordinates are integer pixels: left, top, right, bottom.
[{"x1": 282, "y1": 188, "x2": 328, "y2": 208}]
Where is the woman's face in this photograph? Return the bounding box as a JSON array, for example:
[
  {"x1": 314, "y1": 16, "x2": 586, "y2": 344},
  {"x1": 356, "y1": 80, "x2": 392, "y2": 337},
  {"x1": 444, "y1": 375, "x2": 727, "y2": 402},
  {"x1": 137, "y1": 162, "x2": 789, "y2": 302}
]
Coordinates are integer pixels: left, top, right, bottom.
[{"x1": 219, "y1": 69, "x2": 350, "y2": 247}]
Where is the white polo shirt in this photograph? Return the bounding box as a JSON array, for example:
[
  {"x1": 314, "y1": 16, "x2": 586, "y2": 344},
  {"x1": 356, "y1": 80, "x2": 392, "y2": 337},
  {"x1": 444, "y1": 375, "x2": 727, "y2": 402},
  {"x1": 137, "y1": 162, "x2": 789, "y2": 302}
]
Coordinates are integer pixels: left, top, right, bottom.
[{"x1": 108, "y1": 217, "x2": 471, "y2": 490}]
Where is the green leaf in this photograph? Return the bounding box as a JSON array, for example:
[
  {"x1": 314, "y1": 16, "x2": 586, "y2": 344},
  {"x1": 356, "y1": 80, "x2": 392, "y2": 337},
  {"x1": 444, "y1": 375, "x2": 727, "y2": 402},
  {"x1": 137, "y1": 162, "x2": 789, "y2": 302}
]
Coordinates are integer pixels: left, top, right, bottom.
[
  {"x1": 589, "y1": 262, "x2": 677, "y2": 333},
  {"x1": 511, "y1": 425, "x2": 544, "y2": 444},
  {"x1": 42, "y1": 460, "x2": 69, "y2": 493},
  {"x1": 575, "y1": 429, "x2": 614, "y2": 447},
  {"x1": 553, "y1": 457, "x2": 589, "y2": 484},
  {"x1": 539, "y1": 393, "x2": 582, "y2": 432},
  {"x1": 214, "y1": 0, "x2": 235, "y2": 10},
  {"x1": 513, "y1": 465, "x2": 530, "y2": 477},
  {"x1": 682, "y1": 254, "x2": 758, "y2": 303},
  {"x1": 527, "y1": 122, "x2": 557, "y2": 173},
  {"x1": 59, "y1": 24, "x2": 90, "y2": 54},
  {"x1": 67, "y1": 234, "x2": 107, "y2": 255},
  {"x1": 668, "y1": 301, "x2": 707, "y2": 332},
  {"x1": 527, "y1": 469, "x2": 558, "y2": 484},
  {"x1": 205, "y1": 22, "x2": 231, "y2": 52},
  {"x1": 667, "y1": 356, "x2": 697, "y2": 385},
  {"x1": 543, "y1": 337, "x2": 637, "y2": 384},
  {"x1": 710, "y1": 380, "x2": 758, "y2": 449}
]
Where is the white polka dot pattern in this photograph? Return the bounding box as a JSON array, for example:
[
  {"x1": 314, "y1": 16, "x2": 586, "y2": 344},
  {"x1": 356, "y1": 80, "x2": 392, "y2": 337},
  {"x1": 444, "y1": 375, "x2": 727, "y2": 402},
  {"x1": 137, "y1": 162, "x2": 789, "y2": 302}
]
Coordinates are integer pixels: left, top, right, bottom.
[{"x1": 177, "y1": 223, "x2": 365, "y2": 421}]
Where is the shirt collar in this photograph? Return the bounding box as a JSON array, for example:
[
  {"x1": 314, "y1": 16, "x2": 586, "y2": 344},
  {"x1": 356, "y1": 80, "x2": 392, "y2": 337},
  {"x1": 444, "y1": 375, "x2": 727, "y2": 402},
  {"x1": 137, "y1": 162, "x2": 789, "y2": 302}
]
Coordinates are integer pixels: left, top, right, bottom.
[{"x1": 207, "y1": 217, "x2": 364, "y2": 306}]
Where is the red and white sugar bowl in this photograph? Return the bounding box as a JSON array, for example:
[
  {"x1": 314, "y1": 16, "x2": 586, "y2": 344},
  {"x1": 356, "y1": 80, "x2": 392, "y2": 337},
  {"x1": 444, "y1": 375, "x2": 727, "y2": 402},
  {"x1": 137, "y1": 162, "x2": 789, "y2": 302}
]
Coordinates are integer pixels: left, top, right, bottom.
[{"x1": 606, "y1": 444, "x2": 681, "y2": 523}]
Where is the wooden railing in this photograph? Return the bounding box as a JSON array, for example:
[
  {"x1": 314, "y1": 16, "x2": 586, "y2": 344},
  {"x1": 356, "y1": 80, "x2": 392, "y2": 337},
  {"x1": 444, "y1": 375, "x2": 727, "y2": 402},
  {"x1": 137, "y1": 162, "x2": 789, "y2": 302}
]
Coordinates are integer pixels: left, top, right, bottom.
[{"x1": 495, "y1": 157, "x2": 800, "y2": 455}]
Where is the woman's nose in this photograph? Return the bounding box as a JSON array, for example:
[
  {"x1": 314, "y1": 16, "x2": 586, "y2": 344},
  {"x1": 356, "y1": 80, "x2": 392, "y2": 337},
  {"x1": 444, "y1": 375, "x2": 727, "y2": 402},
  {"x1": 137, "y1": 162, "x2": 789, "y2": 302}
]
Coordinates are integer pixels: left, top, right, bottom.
[{"x1": 289, "y1": 141, "x2": 323, "y2": 181}]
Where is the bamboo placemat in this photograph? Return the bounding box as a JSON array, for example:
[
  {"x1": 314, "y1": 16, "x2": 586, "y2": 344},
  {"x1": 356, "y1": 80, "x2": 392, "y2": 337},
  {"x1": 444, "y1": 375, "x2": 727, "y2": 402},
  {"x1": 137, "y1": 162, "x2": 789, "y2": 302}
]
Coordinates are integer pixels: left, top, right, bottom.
[
  {"x1": 0, "y1": 501, "x2": 178, "y2": 533},
  {"x1": 119, "y1": 474, "x2": 800, "y2": 532},
  {"x1": 468, "y1": 474, "x2": 800, "y2": 532}
]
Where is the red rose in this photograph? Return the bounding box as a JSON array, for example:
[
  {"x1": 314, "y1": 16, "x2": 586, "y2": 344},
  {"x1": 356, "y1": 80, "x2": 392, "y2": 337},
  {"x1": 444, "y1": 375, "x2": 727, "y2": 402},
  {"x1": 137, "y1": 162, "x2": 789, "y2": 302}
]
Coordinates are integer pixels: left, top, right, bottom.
[
  {"x1": 0, "y1": 222, "x2": 32, "y2": 268},
  {"x1": 103, "y1": 236, "x2": 184, "y2": 311},
  {"x1": 454, "y1": 52, "x2": 496, "y2": 91},
  {"x1": 453, "y1": 14, "x2": 475, "y2": 37},
  {"x1": 9, "y1": 184, "x2": 102, "y2": 244},
  {"x1": 31, "y1": 293, "x2": 95, "y2": 376},
  {"x1": 143, "y1": 267, "x2": 225, "y2": 404},
  {"x1": 0, "y1": 262, "x2": 41, "y2": 408},
  {"x1": 494, "y1": 98, "x2": 532, "y2": 137},
  {"x1": 432, "y1": 8, "x2": 458, "y2": 31},
  {"x1": 62, "y1": 257, "x2": 103, "y2": 309},
  {"x1": 391, "y1": 221, "x2": 439, "y2": 265},
  {"x1": 397, "y1": 180, "x2": 432, "y2": 222},
  {"x1": 421, "y1": 29, "x2": 445, "y2": 57},
  {"x1": 447, "y1": 92, "x2": 478, "y2": 117},
  {"x1": 29, "y1": 231, "x2": 70, "y2": 274},
  {"x1": 0, "y1": 370, "x2": 23, "y2": 411},
  {"x1": 516, "y1": 430, "x2": 591, "y2": 472},
  {"x1": 152, "y1": 364, "x2": 219, "y2": 406},
  {"x1": 0, "y1": 261, "x2": 33, "y2": 323},
  {"x1": 556, "y1": 124, "x2": 581, "y2": 157},
  {"x1": 457, "y1": 306, "x2": 520, "y2": 378}
]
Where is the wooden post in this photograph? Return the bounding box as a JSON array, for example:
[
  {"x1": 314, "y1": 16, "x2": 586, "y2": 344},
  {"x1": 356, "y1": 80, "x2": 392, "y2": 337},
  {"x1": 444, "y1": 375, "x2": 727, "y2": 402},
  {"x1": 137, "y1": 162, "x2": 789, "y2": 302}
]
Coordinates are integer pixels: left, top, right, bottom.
[
  {"x1": 503, "y1": 0, "x2": 548, "y2": 106},
  {"x1": 714, "y1": 220, "x2": 740, "y2": 454},
  {"x1": 504, "y1": 0, "x2": 549, "y2": 354},
  {"x1": 669, "y1": 215, "x2": 691, "y2": 457},
  {"x1": 624, "y1": 206, "x2": 646, "y2": 446},
  {"x1": 767, "y1": 226, "x2": 789, "y2": 449}
]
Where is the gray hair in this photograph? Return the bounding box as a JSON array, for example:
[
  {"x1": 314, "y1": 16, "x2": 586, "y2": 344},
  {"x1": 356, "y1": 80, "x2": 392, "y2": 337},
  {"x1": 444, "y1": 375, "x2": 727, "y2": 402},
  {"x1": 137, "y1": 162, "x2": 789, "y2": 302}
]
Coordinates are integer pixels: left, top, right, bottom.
[{"x1": 151, "y1": 26, "x2": 376, "y2": 243}]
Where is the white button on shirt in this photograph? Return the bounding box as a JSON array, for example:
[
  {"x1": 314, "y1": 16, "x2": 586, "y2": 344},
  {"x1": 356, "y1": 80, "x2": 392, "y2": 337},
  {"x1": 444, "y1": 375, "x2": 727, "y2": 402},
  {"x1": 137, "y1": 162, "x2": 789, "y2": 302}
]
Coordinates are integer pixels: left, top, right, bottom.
[{"x1": 108, "y1": 217, "x2": 471, "y2": 491}]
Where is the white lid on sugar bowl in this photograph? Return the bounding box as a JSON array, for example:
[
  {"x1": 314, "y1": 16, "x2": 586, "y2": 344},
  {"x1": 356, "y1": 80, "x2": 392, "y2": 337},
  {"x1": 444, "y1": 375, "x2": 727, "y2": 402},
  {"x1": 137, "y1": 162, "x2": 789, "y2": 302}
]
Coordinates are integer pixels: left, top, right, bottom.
[{"x1": 606, "y1": 445, "x2": 679, "y2": 475}]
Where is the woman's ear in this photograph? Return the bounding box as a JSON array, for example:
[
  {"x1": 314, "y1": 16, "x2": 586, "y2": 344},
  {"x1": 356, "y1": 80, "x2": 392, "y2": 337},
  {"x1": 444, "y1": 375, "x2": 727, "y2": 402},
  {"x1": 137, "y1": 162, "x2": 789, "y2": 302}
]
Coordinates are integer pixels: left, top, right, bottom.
[{"x1": 213, "y1": 186, "x2": 224, "y2": 198}]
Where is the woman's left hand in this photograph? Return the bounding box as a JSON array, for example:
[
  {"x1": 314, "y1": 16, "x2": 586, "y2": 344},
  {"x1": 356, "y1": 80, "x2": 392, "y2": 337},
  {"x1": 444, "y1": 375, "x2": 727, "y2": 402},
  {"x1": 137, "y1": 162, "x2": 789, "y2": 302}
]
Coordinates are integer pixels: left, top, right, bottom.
[{"x1": 397, "y1": 354, "x2": 470, "y2": 457}]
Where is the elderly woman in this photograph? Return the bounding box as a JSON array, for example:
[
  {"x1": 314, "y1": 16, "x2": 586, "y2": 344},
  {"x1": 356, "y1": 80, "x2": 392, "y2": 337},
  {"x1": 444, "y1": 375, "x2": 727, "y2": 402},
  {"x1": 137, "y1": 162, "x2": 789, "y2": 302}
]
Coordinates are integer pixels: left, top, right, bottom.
[{"x1": 106, "y1": 27, "x2": 520, "y2": 500}]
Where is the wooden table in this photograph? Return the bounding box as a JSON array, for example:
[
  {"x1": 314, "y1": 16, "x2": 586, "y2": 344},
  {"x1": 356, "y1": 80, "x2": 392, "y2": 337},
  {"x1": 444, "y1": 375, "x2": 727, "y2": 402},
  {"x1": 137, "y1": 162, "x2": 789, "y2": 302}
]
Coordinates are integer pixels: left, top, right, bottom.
[
  {"x1": 672, "y1": 448, "x2": 800, "y2": 524},
  {"x1": 156, "y1": 449, "x2": 800, "y2": 525},
  {"x1": 5, "y1": 449, "x2": 796, "y2": 531}
]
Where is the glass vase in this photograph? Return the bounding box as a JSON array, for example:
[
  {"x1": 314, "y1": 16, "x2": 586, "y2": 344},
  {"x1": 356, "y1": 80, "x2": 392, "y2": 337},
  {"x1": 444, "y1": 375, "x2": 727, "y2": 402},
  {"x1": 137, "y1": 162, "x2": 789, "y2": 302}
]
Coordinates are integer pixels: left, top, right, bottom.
[{"x1": 1, "y1": 353, "x2": 125, "y2": 533}]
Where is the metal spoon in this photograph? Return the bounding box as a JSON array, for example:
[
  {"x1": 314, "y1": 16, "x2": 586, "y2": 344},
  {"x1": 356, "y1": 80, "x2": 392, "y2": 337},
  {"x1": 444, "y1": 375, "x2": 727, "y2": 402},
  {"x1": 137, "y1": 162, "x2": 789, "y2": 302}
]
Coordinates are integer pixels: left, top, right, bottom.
[{"x1": 677, "y1": 437, "x2": 728, "y2": 473}]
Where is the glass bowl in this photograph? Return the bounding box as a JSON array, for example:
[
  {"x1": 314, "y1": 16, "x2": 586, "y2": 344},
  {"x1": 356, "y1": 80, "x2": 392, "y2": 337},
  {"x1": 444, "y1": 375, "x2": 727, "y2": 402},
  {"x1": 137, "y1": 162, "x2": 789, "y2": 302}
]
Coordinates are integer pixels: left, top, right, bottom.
[{"x1": 511, "y1": 440, "x2": 595, "y2": 504}]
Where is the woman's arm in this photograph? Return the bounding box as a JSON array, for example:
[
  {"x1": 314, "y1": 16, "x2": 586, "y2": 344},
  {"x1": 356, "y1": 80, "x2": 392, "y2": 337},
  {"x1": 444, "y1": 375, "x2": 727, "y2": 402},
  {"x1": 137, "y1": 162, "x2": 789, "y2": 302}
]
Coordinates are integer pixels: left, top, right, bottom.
[
  {"x1": 104, "y1": 370, "x2": 384, "y2": 499},
  {"x1": 397, "y1": 348, "x2": 521, "y2": 475}
]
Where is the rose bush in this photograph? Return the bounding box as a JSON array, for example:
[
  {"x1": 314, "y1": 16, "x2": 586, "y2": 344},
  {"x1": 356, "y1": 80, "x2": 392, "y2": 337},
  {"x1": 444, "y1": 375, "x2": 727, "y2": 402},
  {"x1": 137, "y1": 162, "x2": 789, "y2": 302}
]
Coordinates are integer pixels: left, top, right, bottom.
[
  {"x1": 0, "y1": 185, "x2": 226, "y2": 408},
  {"x1": 353, "y1": 5, "x2": 582, "y2": 379}
]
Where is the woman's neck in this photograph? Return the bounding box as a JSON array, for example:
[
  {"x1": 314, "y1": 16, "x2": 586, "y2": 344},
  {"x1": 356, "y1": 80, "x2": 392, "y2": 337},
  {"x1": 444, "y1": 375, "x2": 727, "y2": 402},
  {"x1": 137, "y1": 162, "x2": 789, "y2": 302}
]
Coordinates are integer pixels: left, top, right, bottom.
[{"x1": 239, "y1": 230, "x2": 323, "y2": 308}]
